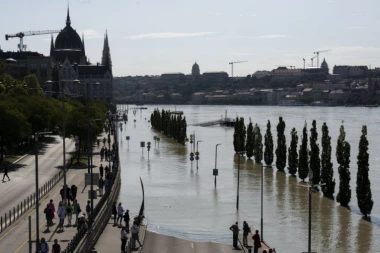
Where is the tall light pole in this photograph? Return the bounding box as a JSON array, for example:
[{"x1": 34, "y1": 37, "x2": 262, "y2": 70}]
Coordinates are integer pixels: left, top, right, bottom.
[
  {"x1": 196, "y1": 140, "x2": 203, "y2": 170},
  {"x1": 34, "y1": 132, "x2": 40, "y2": 253},
  {"x1": 306, "y1": 169, "x2": 325, "y2": 253},
  {"x1": 261, "y1": 164, "x2": 272, "y2": 241},
  {"x1": 214, "y1": 143, "x2": 222, "y2": 187},
  {"x1": 236, "y1": 151, "x2": 245, "y2": 210}
]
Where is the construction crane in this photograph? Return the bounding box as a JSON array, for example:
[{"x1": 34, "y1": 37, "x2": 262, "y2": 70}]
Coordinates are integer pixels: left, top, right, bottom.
[
  {"x1": 310, "y1": 56, "x2": 317, "y2": 67},
  {"x1": 229, "y1": 61, "x2": 247, "y2": 78},
  {"x1": 5, "y1": 30, "x2": 61, "y2": 52},
  {"x1": 313, "y1": 49, "x2": 331, "y2": 67},
  {"x1": 303, "y1": 58, "x2": 305, "y2": 69}
]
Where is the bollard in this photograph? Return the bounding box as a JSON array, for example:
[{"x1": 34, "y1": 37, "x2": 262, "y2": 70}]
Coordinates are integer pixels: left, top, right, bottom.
[
  {"x1": 9, "y1": 210, "x2": 11, "y2": 224},
  {"x1": 33, "y1": 193, "x2": 35, "y2": 204},
  {"x1": 5, "y1": 213, "x2": 7, "y2": 228},
  {"x1": 21, "y1": 201, "x2": 23, "y2": 215},
  {"x1": 13, "y1": 207, "x2": 15, "y2": 222},
  {"x1": 17, "y1": 205, "x2": 19, "y2": 219},
  {"x1": 1, "y1": 216, "x2": 2, "y2": 232}
]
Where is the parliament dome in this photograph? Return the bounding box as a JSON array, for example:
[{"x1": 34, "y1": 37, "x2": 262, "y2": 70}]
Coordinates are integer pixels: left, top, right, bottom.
[
  {"x1": 55, "y1": 8, "x2": 82, "y2": 50},
  {"x1": 192, "y1": 62, "x2": 200, "y2": 76}
]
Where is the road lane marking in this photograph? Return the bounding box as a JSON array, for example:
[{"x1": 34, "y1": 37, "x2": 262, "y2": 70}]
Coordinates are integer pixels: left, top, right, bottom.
[{"x1": 14, "y1": 218, "x2": 47, "y2": 253}]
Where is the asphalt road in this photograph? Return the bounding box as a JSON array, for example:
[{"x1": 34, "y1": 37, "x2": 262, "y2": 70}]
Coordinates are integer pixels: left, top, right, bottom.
[{"x1": 0, "y1": 136, "x2": 75, "y2": 219}]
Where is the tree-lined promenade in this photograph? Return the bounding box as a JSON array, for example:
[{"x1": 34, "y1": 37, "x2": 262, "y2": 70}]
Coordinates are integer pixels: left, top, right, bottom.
[
  {"x1": 0, "y1": 63, "x2": 108, "y2": 161},
  {"x1": 233, "y1": 116, "x2": 374, "y2": 219}
]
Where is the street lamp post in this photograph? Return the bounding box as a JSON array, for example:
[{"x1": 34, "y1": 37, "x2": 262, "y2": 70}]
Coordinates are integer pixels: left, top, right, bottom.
[
  {"x1": 261, "y1": 164, "x2": 272, "y2": 241},
  {"x1": 306, "y1": 169, "x2": 325, "y2": 253},
  {"x1": 236, "y1": 151, "x2": 245, "y2": 210},
  {"x1": 196, "y1": 140, "x2": 203, "y2": 170},
  {"x1": 34, "y1": 132, "x2": 40, "y2": 253},
  {"x1": 214, "y1": 144, "x2": 222, "y2": 187}
]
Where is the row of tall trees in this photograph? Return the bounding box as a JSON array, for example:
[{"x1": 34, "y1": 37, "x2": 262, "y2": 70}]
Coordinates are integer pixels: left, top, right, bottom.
[
  {"x1": 150, "y1": 109, "x2": 187, "y2": 144},
  {"x1": 232, "y1": 115, "x2": 374, "y2": 218},
  {"x1": 0, "y1": 67, "x2": 108, "y2": 162}
]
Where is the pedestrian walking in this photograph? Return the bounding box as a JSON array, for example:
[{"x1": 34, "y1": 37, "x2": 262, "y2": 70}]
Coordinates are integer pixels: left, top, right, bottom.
[
  {"x1": 99, "y1": 164, "x2": 104, "y2": 178},
  {"x1": 131, "y1": 221, "x2": 142, "y2": 249},
  {"x1": 48, "y1": 199, "x2": 55, "y2": 221},
  {"x1": 112, "y1": 202, "x2": 117, "y2": 225},
  {"x1": 120, "y1": 227, "x2": 128, "y2": 253},
  {"x1": 86, "y1": 200, "x2": 91, "y2": 217},
  {"x1": 73, "y1": 199, "x2": 81, "y2": 225},
  {"x1": 117, "y1": 203, "x2": 124, "y2": 226},
  {"x1": 66, "y1": 201, "x2": 73, "y2": 226},
  {"x1": 123, "y1": 210, "x2": 130, "y2": 232},
  {"x1": 44, "y1": 204, "x2": 52, "y2": 230},
  {"x1": 252, "y1": 230, "x2": 262, "y2": 253},
  {"x1": 229, "y1": 222, "x2": 240, "y2": 250},
  {"x1": 243, "y1": 221, "x2": 251, "y2": 246},
  {"x1": 105, "y1": 177, "x2": 110, "y2": 192},
  {"x1": 40, "y1": 237, "x2": 49, "y2": 253},
  {"x1": 98, "y1": 176, "x2": 104, "y2": 196},
  {"x1": 105, "y1": 148, "x2": 108, "y2": 161},
  {"x1": 52, "y1": 239, "x2": 61, "y2": 253},
  {"x1": 105, "y1": 165, "x2": 110, "y2": 175},
  {"x1": 100, "y1": 148, "x2": 104, "y2": 161},
  {"x1": 71, "y1": 185, "x2": 78, "y2": 201},
  {"x1": 2, "y1": 165, "x2": 10, "y2": 182},
  {"x1": 57, "y1": 202, "x2": 66, "y2": 231}
]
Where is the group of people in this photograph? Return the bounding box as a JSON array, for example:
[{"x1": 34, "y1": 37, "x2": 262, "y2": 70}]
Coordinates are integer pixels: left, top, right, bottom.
[
  {"x1": 112, "y1": 202, "x2": 143, "y2": 253},
  {"x1": 230, "y1": 221, "x2": 276, "y2": 253},
  {"x1": 40, "y1": 238, "x2": 62, "y2": 253}
]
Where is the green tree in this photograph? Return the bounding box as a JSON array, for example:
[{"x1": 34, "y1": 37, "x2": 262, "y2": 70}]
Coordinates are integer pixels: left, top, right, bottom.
[
  {"x1": 23, "y1": 74, "x2": 43, "y2": 96},
  {"x1": 253, "y1": 124, "x2": 263, "y2": 163},
  {"x1": 239, "y1": 117, "x2": 246, "y2": 152},
  {"x1": 356, "y1": 125, "x2": 373, "y2": 217},
  {"x1": 288, "y1": 127, "x2": 298, "y2": 176},
  {"x1": 298, "y1": 123, "x2": 309, "y2": 182},
  {"x1": 321, "y1": 122, "x2": 335, "y2": 197},
  {"x1": 246, "y1": 121, "x2": 254, "y2": 159},
  {"x1": 233, "y1": 116, "x2": 239, "y2": 152},
  {"x1": 275, "y1": 117, "x2": 286, "y2": 171},
  {"x1": 264, "y1": 120, "x2": 274, "y2": 165},
  {"x1": 336, "y1": 124, "x2": 351, "y2": 207},
  {"x1": 309, "y1": 120, "x2": 321, "y2": 185}
]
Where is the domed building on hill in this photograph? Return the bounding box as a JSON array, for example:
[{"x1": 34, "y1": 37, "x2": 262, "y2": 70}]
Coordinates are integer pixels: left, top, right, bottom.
[
  {"x1": 48, "y1": 7, "x2": 113, "y2": 103},
  {"x1": 192, "y1": 62, "x2": 200, "y2": 76},
  {"x1": 321, "y1": 58, "x2": 329, "y2": 74}
]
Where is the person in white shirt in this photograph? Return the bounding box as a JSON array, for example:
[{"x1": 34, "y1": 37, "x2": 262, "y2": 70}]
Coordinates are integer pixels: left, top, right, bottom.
[
  {"x1": 117, "y1": 203, "x2": 124, "y2": 226},
  {"x1": 57, "y1": 201, "x2": 66, "y2": 232},
  {"x1": 40, "y1": 237, "x2": 49, "y2": 253},
  {"x1": 120, "y1": 227, "x2": 128, "y2": 253}
]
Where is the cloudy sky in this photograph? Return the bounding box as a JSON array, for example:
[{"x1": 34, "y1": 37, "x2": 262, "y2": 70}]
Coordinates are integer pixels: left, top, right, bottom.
[{"x1": 1, "y1": 0, "x2": 379, "y2": 76}]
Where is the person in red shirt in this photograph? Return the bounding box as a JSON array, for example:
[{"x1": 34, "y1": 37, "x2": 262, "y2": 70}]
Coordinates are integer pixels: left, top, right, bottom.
[{"x1": 252, "y1": 230, "x2": 262, "y2": 253}]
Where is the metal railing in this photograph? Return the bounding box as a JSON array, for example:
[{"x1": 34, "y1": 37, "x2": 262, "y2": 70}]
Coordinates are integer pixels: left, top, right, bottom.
[{"x1": 0, "y1": 155, "x2": 74, "y2": 234}]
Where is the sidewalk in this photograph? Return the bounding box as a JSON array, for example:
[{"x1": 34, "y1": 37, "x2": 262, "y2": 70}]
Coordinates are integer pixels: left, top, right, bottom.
[{"x1": 0, "y1": 132, "x2": 112, "y2": 253}]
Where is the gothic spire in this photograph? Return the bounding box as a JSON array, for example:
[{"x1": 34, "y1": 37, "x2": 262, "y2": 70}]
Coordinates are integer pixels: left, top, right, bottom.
[
  {"x1": 81, "y1": 33, "x2": 86, "y2": 56},
  {"x1": 101, "y1": 30, "x2": 112, "y2": 74},
  {"x1": 50, "y1": 34, "x2": 55, "y2": 57},
  {"x1": 66, "y1": 5, "x2": 71, "y2": 26}
]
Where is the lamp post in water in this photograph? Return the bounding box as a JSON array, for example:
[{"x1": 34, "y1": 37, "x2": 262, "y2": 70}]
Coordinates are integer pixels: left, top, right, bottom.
[
  {"x1": 236, "y1": 151, "x2": 245, "y2": 211},
  {"x1": 196, "y1": 140, "x2": 203, "y2": 170},
  {"x1": 213, "y1": 143, "x2": 222, "y2": 187},
  {"x1": 305, "y1": 169, "x2": 325, "y2": 253}
]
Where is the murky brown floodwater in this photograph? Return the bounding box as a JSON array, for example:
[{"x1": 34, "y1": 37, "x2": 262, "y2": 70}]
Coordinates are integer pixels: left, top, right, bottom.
[{"x1": 118, "y1": 105, "x2": 380, "y2": 253}]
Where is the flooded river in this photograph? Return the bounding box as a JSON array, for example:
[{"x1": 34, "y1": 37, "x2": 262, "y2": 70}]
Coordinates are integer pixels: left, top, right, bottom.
[{"x1": 118, "y1": 105, "x2": 380, "y2": 253}]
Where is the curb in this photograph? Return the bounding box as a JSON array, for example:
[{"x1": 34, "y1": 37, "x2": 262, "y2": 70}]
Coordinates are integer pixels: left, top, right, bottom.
[{"x1": 11, "y1": 154, "x2": 29, "y2": 165}]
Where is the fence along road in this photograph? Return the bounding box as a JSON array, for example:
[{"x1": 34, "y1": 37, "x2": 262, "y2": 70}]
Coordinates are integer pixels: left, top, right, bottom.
[{"x1": 0, "y1": 136, "x2": 75, "y2": 232}]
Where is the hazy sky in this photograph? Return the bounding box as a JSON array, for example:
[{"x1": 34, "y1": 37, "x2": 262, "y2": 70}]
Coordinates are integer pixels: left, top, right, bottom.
[{"x1": 1, "y1": 0, "x2": 379, "y2": 77}]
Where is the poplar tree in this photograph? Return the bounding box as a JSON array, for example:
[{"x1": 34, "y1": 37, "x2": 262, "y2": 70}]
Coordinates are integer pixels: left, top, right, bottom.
[
  {"x1": 264, "y1": 120, "x2": 274, "y2": 166},
  {"x1": 336, "y1": 124, "x2": 351, "y2": 207},
  {"x1": 246, "y1": 121, "x2": 254, "y2": 159},
  {"x1": 288, "y1": 127, "x2": 298, "y2": 176},
  {"x1": 233, "y1": 116, "x2": 239, "y2": 153},
  {"x1": 321, "y1": 122, "x2": 335, "y2": 197},
  {"x1": 298, "y1": 123, "x2": 309, "y2": 182},
  {"x1": 254, "y1": 124, "x2": 263, "y2": 163},
  {"x1": 239, "y1": 117, "x2": 246, "y2": 152},
  {"x1": 356, "y1": 125, "x2": 373, "y2": 218},
  {"x1": 309, "y1": 120, "x2": 321, "y2": 185},
  {"x1": 275, "y1": 117, "x2": 286, "y2": 171}
]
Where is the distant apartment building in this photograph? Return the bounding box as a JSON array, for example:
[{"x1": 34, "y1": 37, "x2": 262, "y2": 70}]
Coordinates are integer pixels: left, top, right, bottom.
[
  {"x1": 202, "y1": 71, "x2": 229, "y2": 85},
  {"x1": 271, "y1": 67, "x2": 304, "y2": 80},
  {"x1": 0, "y1": 50, "x2": 52, "y2": 85},
  {"x1": 333, "y1": 65, "x2": 368, "y2": 79}
]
